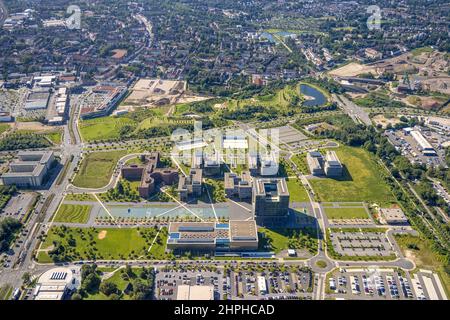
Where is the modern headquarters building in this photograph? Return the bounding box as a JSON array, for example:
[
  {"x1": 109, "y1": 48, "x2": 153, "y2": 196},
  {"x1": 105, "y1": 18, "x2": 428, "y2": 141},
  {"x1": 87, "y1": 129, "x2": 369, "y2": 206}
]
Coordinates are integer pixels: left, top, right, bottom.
[
  {"x1": 178, "y1": 169, "x2": 203, "y2": 201},
  {"x1": 307, "y1": 150, "x2": 343, "y2": 177},
  {"x1": 324, "y1": 151, "x2": 343, "y2": 177},
  {"x1": 1, "y1": 151, "x2": 55, "y2": 188},
  {"x1": 121, "y1": 152, "x2": 179, "y2": 198},
  {"x1": 306, "y1": 151, "x2": 325, "y2": 176},
  {"x1": 252, "y1": 178, "x2": 290, "y2": 226},
  {"x1": 167, "y1": 220, "x2": 258, "y2": 252},
  {"x1": 224, "y1": 171, "x2": 253, "y2": 200}
]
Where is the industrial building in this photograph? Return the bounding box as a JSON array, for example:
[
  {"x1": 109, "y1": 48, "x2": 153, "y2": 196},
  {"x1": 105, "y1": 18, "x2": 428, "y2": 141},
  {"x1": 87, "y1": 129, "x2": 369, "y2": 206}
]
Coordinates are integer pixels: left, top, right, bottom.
[
  {"x1": 34, "y1": 267, "x2": 80, "y2": 300},
  {"x1": 1, "y1": 151, "x2": 55, "y2": 188},
  {"x1": 121, "y1": 152, "x2": 179, "y2": 199},
  {"x1": 24, "y1": 90, "x2": 50, "y2": 110},
  {"x1": 178, "y1": 169, "x2": 203, "y2": 201},
  {"x1": 224, "y1": 171, "x2": 253, "y2": 200},
  {"x1": 410, "y1": 130, "x2": 436, "y2": 156},
  {"x1": 253, "y1": 178, "x2": 290, "y2": 226},
  {"x1": 176, "y1": 285, "x2": 214, "y2": 300},
  {"x1": 167, "y1": 220, "x2": 258, "y2": 252}
]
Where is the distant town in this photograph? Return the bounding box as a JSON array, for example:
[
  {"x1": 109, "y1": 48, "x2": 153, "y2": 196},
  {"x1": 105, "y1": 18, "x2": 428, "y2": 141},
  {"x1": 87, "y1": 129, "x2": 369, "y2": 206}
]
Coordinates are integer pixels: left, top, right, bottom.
[{"x1": 0, "y1": 0, "x2": 448, "y2": 303}]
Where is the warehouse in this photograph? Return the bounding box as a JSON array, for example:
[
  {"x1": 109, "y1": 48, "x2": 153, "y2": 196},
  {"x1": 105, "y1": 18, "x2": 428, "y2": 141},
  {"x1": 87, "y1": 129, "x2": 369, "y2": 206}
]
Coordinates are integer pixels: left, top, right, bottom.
[{"x1": 410, "y1": 130, "x2": 436, "y2": 156}]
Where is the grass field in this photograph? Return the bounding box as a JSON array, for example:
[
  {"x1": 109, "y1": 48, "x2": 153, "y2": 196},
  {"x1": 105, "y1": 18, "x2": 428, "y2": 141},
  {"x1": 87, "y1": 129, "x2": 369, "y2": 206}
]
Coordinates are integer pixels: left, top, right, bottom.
[
  {"x1": 38, "y1": 227, "x2": 167, "y2": 262},
  {"x1": 44, "y1": 130, "x2": 63, "y2": 144},
  {"x1": 0, "y1": 284, "x2": 13, "y2": 300},
  {"x1": 53, "y1": 204, "x2": 92, "y2": 224},
  {"x1": 309, "y1": 146, "x2": 395, "y2": 202},
  {"x1": 0, "y1": 123, "x2": 11, "y2": 135},
  {"x1": 72, "y1": 150, "x2": 128, "y2": 188},
  {"x1": 64, "y1": 193, "x2": 97, "y2": 201},
  {"x1": 394, "y1": 234, "x2": 450, "y2": 297},
  {"x1": 79, "y1": 117, "x2": 135, "y2": 142},
  {"x1": 286, "y1": 178, "x2": 309, "y2": 202},
  {"x1": 84, "y1": 269, "x2": 132, "y2": 300},
  {"x1": 324, "y1": 207, "x2": 369, "y2": 220},
  {"x1": 258, "y1": 227, "x2": 317, "y2": 255}
]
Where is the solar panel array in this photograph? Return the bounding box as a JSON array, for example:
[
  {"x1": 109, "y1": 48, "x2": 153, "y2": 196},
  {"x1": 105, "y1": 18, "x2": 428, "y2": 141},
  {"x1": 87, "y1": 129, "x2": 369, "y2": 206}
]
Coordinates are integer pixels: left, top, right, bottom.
[{"x1": 50, "y1": 272, "x2": 67, "y2": 280}]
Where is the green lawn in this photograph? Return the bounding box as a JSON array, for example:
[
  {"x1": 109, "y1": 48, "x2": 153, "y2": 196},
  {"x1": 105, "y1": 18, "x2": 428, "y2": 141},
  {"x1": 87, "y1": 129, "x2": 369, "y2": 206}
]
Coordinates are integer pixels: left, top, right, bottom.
[
  {"x1": 258, "y1": 227, "x2": 317, "y2": 255},
  {"x1": 324, "y1": 207, "x2": 369, "y2": 220},
  {"x1": 309, "y1": 146, "x2": 395, "y2": 202},
  {"x1": 72, "y1": 150, "x2": 128, "y2": 188},
  {"x1": 286, "y1": 178, "x2": 309, "y2": 202},
  {"x1": 0, "y1": 284, "x2": 13, "y2": 300},
  {"x1": 79, "y1": 116, "x2": 135, "y2": 142},
  {"x1": 0, "y1": 124, "x2": 11, "y2": 135},
  {"x1": 64, "y1": 193, "x2": 97, "y2": 201},
  {"x1": 394, "y1": 234, "x2": 450, "y2": 297},
  {"x1": 44, "y1": 130, "x2": 63, "y2": 144},
  {"x1": 53, "y1": 204, "x2": 92, "y2": 224},
  {"x1": 38, "y1": 227, "x2": 166, "y2": 262},
  {"x1": 84, "y1": 269, "x2": 133, "y2": 300}
]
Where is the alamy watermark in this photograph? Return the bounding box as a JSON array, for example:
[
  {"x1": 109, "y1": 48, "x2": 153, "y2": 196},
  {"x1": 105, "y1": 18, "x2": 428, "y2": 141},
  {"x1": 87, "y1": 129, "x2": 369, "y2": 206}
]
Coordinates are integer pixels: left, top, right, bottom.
[
  {"x1": 66, "y1": 5, "x2": 81, "y2": 30},
  {"x1": 170, "y1": 121, "x2": 280, "y2": 175},
  {"x1": 367, "y1": 5, "x2": 382, "y2": 31},
  {"x1": 0, "y1": 0, "x2": 8, "y2": 27}
]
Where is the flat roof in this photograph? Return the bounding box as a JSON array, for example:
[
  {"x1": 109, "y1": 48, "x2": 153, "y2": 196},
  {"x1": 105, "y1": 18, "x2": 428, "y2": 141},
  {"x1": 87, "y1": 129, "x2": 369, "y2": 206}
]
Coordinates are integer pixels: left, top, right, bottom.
[
  {"x1": 230, "y1": 220, "x2": 258, "y2": 241},
  {"x1": 254, "y1": 178, "x2": 289, "y2": 196},
  {"x1": 177, "y1": 285, "x2": 214, "y2": 300}
]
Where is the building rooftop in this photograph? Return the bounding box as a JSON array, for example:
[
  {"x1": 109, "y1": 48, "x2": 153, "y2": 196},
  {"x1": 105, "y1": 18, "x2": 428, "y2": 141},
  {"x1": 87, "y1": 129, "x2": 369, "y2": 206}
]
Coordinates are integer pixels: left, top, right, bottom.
[
  {"x1": 176, "y1": 285, "x2": 214, "y2": 300},
  {"x1": 254, "y1": 178, "x2": 289, "y2": 197}
]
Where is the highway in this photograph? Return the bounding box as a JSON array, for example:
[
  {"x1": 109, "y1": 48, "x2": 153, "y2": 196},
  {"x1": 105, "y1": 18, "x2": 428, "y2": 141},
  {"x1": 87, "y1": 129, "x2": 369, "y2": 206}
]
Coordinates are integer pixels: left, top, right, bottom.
[{"x1": 332, "y1": 94, "x2": 372, "y2": 126}]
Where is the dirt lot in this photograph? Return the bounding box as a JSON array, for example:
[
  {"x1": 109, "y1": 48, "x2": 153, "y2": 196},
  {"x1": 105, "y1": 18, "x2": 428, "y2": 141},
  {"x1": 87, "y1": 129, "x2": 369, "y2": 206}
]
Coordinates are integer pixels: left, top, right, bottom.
[
  {"x1": 372, "y1": 114, "x2": 401, "y2": 128},
  {"x1": 14, "y1": 121, "x2": 57, "y2": 132},
  {"x1": 329, "y1": 62, "x2": 377, "y2": 77}
]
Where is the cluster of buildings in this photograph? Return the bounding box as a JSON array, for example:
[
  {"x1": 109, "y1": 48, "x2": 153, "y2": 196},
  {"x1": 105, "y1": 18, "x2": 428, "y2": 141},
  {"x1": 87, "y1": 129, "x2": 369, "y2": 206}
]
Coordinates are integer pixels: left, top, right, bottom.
[
  {"x1": 1, "y1": 151, "x2": 55, "y2": 188},
  {"x1": 49, "y1": 87, "x2": 70, "y2": 125},
  {"x1": 307, "y1": 150, "x2": 344, "y2": 177},
  {"x1": 121, "y1": 152, "x2": 179, "y2": 199},
  {"x1": 80, "y1": 85, "x2": 128, "y2": 119}
]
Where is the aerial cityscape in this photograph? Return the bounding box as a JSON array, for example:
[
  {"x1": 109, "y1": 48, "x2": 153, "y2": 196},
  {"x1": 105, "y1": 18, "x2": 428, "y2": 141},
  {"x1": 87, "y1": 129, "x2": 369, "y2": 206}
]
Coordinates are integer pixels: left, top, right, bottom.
[{"x1": 0, "y1": 0, "x2": 449, "y2": 304}]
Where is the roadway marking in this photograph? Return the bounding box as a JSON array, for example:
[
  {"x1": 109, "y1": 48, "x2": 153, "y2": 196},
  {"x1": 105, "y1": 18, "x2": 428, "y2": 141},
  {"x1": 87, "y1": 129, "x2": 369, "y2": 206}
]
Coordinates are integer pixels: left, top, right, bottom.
[
  {"x1": 204, "y1": 181, "x2": 218, "y2": 222},
  {"x1": 159, "y1": 187, "x2": 204, "y2": 221},
  {"x1": 93, "y1": 193, "x2": 121, "y2": 228}
]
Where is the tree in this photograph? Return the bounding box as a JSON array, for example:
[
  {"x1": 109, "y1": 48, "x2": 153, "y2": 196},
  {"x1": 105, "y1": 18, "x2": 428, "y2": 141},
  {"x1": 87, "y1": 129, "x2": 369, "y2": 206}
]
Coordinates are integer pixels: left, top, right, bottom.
[
  {"x1": 22, "y1": 272, "x2": 31, "y2": 286},
  {"x1": 100, "y1": 282, "x2": 118, "y2": 296},
  {"x1": 71, "y1": 293, "x2": 82, "y2": 300}
]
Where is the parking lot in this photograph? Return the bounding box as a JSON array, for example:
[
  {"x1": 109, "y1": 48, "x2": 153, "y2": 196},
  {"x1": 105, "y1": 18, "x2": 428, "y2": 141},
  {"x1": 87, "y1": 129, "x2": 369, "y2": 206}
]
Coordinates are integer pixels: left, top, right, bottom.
[
  {"x1": 229, "y1": 265, "x2": 313, "y2": 300},
  {"x1": 156, "y1": 270, "x2": 223, "y2": 300},
  {"x1": 1, "y1": 192, "x2": 36, "y2": 221},
  {"x1": 329, "y1": 229, "x2": 395, "y2": 257},
  {"x1": 326, "y1": 268, "x2": 417, "y2": 300}
]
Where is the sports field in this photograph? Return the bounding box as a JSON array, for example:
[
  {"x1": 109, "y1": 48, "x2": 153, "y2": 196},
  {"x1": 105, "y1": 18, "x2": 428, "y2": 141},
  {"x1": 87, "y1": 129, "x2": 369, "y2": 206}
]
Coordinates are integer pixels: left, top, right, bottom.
[
  {"x1": 324, "y1": 207, "x2": 369, "y2": 220},
  {"x1": 72, "y1": 150, "x2": 128, "y2": 188},
  {"x1": 309, "y1": 146, "x2": 395, "y2": 202},
  {"x1": 53, "y1": 204, "x2": 92, "y2": 224},
  {"x1": 38, "y1": 227, "x2": 167, "y2": 262}
]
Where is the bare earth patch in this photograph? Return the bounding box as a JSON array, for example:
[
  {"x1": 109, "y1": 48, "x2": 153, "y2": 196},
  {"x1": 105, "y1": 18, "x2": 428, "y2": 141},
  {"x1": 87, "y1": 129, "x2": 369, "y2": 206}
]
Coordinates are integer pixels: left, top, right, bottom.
[{"x1": 98, "y1": 230, "x2": 107, "y2": 240}]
